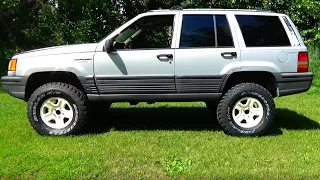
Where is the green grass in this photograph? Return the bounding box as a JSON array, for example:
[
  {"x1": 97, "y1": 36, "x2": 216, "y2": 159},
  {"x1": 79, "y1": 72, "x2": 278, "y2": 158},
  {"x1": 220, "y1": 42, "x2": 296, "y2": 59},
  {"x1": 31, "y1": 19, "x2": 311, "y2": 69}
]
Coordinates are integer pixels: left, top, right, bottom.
[{"x1": 1, "y1": 82, "x2": 320, "y2": 179}]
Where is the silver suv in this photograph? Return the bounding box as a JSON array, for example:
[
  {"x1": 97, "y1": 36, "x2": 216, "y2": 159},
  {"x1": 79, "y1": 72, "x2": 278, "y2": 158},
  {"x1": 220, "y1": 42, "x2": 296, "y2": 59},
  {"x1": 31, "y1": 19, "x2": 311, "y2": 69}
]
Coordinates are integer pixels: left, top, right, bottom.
[{"x1": 1, "y1": 8, "x2": 313, "y2": 136}]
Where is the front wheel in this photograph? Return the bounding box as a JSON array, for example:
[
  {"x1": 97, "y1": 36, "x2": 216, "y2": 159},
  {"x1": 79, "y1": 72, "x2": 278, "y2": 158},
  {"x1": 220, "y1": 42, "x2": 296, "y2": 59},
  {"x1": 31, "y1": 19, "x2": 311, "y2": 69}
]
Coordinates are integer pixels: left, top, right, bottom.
[
  {"x1": 27, "y1": 82, "x2": 89, "y2": 135},
  {"x1": 217, "y1": 83, "x2": 275, "y2": 136}
]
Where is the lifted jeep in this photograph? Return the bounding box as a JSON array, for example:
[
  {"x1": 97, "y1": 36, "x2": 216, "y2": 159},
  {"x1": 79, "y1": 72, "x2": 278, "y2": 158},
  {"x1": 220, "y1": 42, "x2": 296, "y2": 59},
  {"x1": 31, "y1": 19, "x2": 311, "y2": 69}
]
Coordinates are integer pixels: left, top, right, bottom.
[{"x1": 1, "y1": 8, "x2": 313, "y2": 136}]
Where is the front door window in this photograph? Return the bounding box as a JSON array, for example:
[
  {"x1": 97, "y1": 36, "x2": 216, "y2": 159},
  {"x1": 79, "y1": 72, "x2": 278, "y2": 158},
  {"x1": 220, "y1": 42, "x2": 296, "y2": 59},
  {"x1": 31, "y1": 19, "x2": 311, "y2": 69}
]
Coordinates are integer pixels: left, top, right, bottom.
[{"x1": 114, "y1": 15, "x2": 174, "y2": 50}]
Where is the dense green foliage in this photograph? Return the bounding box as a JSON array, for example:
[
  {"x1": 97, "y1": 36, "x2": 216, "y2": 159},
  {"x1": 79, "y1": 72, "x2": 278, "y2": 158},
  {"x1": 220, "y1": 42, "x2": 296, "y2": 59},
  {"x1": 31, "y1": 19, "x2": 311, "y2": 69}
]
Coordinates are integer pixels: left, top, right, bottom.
[{"x1": 0, "y1": 0, "x2": 319, "y2": 76}]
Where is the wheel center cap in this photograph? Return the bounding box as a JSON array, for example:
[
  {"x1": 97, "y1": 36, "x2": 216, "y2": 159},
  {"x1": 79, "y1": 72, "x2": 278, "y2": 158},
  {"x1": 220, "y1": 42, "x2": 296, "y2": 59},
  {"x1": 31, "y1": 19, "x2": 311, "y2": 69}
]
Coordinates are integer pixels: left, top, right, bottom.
[
  {"x1": 56, "y1": 109, "x2": 61, "y2": 115},
  {"x1": 244, "y1": 109, "x2": 250, "y2": 114}
]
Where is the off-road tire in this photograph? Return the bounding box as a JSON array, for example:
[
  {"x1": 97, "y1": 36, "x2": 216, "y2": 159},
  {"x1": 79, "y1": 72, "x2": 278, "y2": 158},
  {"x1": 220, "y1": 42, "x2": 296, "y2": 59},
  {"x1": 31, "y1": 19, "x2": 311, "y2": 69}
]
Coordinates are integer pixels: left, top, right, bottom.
[
  {"x1": 217, "y1": 83, "x2": 275, "y2": 136},
  {"x1": 27, "y1": 82, "x2": 89, "y2": 136}
]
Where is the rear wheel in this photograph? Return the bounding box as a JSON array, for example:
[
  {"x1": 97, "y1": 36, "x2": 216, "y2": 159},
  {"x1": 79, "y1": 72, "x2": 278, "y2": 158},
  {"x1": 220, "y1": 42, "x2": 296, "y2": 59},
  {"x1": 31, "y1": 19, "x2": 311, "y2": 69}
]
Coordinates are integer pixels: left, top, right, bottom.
[
  {"x1": 217, "y1": 83, "x2": 275, "y2": 136},
  {"x1": 27, "y1": 82, "x2": 89, "y2": 135}
]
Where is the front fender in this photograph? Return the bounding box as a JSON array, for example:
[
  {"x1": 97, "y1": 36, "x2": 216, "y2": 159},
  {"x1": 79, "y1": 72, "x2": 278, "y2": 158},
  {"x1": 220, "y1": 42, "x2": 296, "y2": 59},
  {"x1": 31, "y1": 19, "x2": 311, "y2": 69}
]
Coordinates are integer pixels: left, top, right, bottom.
[{"x1": 15, "y1": 53, "x2": 95, "y2": 77}]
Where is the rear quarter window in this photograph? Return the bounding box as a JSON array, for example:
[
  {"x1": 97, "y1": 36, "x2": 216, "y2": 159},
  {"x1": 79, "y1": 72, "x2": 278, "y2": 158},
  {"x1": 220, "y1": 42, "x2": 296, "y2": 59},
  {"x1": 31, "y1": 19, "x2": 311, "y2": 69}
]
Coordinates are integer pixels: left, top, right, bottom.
[{"x1": 236, "y1": 15, "x2": 291, "y2": 47}]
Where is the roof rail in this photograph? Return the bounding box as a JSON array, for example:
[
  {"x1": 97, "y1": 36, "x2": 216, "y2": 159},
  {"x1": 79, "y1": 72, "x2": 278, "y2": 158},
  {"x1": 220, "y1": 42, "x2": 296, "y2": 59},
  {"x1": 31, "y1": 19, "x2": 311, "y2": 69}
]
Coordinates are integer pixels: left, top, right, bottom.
[
  {"x1": 149, "y1": 8, "x2": 275, "y2": 13},
  {"x1": 169, "y1": 5, "x2": 183, "y2": 10}
]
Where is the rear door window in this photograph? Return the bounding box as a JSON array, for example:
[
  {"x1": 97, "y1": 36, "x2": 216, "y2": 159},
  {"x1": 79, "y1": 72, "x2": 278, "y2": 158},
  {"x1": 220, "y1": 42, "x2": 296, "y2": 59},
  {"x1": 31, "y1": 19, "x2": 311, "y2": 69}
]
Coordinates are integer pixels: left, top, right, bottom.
[
  {"x1": 180, "y1": 15, "x2": 216, "y2": 48},
  {"x1": 216, "y1": 15, "x2": 234, "y2": 47},
  {"x1": 180, "y1": 14, "x2": 234, "y2": 48},
  {"x1": 236, "y1": 15, "x2": 291, "y2": 47}
]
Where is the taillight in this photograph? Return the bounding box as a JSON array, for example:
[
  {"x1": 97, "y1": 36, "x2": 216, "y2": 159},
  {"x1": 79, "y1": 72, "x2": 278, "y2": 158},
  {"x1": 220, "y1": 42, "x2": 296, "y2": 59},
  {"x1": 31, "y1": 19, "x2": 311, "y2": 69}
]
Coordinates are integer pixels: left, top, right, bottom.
[{"x1": 298, "y1": 51, "x2": 308, "y2": 72}]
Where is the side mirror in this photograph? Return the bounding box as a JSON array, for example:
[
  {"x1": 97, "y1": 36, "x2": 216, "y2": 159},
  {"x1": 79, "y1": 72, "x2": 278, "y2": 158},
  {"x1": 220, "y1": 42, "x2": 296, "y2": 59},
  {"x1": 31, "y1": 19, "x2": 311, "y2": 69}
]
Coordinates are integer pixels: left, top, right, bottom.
[{"x1": 103, "y1": 38, "x2": 114, "y2": 53}]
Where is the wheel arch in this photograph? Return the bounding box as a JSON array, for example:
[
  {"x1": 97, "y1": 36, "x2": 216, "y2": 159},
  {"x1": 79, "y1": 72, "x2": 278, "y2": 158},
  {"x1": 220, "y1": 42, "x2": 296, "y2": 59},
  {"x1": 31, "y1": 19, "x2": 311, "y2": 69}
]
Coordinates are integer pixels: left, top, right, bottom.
[
  {"x1": 25, "y1": 71, "x2": 86, "y2": 101},
  {"x1": 220, "y1": 71, "x2": 278, "y2": 97}
]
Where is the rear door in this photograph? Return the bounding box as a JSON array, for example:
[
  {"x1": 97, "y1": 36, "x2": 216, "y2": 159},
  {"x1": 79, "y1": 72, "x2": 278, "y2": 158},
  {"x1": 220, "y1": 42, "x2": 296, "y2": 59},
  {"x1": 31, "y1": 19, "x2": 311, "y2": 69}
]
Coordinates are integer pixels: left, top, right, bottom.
[{"x1": 174, "y1": 12, "x2": 241, "y2": 93}]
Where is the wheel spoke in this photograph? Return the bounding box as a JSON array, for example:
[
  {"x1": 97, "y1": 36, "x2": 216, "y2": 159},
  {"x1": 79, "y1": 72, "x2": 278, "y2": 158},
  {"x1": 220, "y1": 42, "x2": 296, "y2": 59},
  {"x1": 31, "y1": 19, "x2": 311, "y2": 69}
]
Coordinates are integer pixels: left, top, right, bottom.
[
  {"x1": 43, "y1": 101, "x2": 55, "y2": 110},
  {"x1": 249, "y1": 99, "x2": 256, "y2": 107},
  {"x1": 61, "y1": 99, "x2": 72, "y2": 110},
  {"x1": 42, "y1": 114, "x2": 56, "y2": 123},
  {"x1": 246, "y1": 99, "x2": 251, "y2": 107},
  {"x1": 63, "y1": 101, "x2": 69, "y2": 109},
  {"x1": 55, "y1": 117, "x2": 65, "y2": 128},
  {"x1": 248, "y1": 114, "x2": 255, "y2": 122},
  {"x1": 251, "y1": 108, "x2": 263, "y2": 116},
  {"x1": 234, "y1": 114, "x2": 243, "y2": 124},
  {"x1": 56, "y1": 98, "x2": 63, "y2": 107},
  {"x1": 63, "y1": 110, "x2": 73, "y2": 120},
  {"x1": 235, "y1": 103, "x2": 244, "y2": 110}
]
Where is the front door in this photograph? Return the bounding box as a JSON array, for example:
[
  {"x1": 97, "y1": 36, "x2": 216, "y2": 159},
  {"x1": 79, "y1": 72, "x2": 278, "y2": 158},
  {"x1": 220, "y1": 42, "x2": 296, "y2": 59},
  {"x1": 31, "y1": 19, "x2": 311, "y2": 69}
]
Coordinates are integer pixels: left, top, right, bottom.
[
  {"x1": 94, "y1": 13, "x2": 178, "y2": 94},
  {"x1": 174, "y1": 13, "x2": 241, "y2": 93}
]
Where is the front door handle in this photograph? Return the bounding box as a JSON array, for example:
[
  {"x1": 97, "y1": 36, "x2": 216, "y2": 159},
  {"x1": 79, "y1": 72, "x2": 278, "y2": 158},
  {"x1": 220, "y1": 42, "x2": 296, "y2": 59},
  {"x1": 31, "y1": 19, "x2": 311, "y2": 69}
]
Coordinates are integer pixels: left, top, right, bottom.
[
  {"x1": 221, "y1": 52, "x2": 237, "y2": 58},
  {"x1": 157, "y1": 54, "x2": 173, "y2": 61}
]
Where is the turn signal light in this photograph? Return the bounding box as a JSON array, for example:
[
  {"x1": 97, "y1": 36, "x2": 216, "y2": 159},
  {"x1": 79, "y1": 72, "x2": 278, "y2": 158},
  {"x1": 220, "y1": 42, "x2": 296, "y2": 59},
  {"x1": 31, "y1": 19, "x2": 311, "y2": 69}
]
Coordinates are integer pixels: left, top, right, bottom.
[{"x1": 8, "y1": 59, "x2": 17, "y2": 71}]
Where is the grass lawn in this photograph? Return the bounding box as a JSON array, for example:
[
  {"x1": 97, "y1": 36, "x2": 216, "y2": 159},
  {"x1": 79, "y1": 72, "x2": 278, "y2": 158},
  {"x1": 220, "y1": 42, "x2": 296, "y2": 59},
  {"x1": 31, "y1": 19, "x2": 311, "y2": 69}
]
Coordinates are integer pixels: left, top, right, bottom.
[{"x1": 1, "y1": 82, "x2": 320, "y2": 179}]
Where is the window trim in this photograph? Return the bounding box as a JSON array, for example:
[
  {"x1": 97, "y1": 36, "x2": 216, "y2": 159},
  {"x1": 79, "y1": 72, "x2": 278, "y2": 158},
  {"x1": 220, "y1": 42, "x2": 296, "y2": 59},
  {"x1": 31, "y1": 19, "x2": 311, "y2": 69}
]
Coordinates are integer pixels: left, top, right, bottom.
[
  {"x1": 281, "y1": 16, "x2": 300, "y2": 46},
  {"x1": 213, "y1": 15, "x2": 218, "y2": 47},
  {"x1": 178, "y1": 14, "x2": 235, "y2": 49}
]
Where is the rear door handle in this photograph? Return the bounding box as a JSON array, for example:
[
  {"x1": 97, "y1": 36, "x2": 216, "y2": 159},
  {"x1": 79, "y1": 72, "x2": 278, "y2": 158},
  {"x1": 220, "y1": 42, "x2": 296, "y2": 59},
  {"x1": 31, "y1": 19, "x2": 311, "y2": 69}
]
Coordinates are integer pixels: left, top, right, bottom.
[
  {"x1": 157, "y1": 54, "x2": 173, "y2": 61},
  {"x1": 221, "y1": 52, "x2": 237, "y2": 58}
]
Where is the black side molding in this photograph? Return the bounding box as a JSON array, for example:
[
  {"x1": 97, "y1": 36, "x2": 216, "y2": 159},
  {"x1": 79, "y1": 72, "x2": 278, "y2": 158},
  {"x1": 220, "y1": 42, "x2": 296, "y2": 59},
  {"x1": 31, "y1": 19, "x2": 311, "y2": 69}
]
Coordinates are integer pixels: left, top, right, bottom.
[
  {"x1": 78, "y1": 76, "x2": 98, "y2": 94},
  {"x1": 95, "y1": 75, "x2": 176, "y2": 94},
  {"x1": 176, "y1": 75, "x2": 225, "y2": 93},
  {"x1": 87, "y1": 93, "x2": 222, "y2": 102},
  {"x1": 1, "y1": 76, "x2": 22, "y2": 83}
]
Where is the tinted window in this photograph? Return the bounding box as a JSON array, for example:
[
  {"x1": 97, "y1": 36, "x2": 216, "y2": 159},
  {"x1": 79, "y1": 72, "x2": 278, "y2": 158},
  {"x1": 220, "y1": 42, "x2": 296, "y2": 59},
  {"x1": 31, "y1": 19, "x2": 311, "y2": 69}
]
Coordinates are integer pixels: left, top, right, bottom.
[
  {"x1": 180, "y1": 15, "x2": 234, "y2": 48},
  {"x1": 180, "y1": 15, "x2": 215, "y2": 47},
  {"x1": 115, "y1": 15, "x2": 174, "y2": 49},
  {"x1": 236, "y1": 15, "x2": 290, "y2": 47},
  {"x1": 216, "y1": 15, "x2": 234, "y2": 47}
]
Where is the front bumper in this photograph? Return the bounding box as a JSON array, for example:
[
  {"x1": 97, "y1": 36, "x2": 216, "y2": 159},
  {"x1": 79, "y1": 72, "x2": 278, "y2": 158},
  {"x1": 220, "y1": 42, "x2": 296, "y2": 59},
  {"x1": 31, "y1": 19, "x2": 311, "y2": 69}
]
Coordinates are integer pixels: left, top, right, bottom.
[
  {"x1": 1, "y1": 76, "x2": 27, "y2": 100},
  {"x1": 275, "y1": 72, "x2": 313, "y2": 96}
]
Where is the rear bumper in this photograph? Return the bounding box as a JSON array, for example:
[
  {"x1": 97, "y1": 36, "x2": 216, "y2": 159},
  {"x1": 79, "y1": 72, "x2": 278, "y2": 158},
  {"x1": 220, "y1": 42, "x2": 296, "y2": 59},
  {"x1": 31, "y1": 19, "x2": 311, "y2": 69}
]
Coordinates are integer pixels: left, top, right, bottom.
[
  {"x1": 275, "y1": 72, "x2": 313, "y2": 96},
  {"x1": 1, "y1": 76, "x2": 27, "y2": 100}
]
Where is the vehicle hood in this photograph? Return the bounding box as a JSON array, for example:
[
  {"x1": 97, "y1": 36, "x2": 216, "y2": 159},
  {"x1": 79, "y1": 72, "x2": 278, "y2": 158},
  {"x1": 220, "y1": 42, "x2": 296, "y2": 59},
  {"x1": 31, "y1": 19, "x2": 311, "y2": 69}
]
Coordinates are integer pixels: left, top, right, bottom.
[{"x1": 13, "y1": 43, "x2": 98, "y2": 59}]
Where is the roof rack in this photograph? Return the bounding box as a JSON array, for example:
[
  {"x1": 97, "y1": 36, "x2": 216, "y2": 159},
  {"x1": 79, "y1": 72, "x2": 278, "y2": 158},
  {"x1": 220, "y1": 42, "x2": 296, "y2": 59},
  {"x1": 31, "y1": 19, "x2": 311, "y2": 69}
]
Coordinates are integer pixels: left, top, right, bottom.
[
  {"x1": 169, "y1": 6, "x2": 183, "y2": 10},
  {"x1": 149, "y1": 8, "x2": 274, "y2": 13}
]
